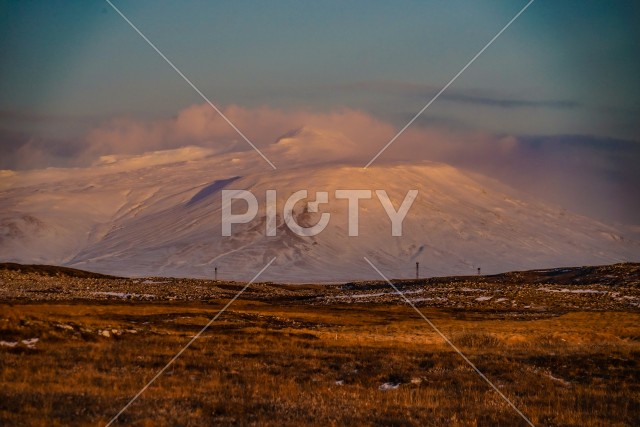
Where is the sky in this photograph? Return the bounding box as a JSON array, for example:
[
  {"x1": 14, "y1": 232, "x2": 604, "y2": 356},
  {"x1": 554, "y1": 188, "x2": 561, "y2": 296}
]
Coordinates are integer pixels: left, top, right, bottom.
[{"x1": 0, "y1": 0, "x2": 639, "y2": 223}]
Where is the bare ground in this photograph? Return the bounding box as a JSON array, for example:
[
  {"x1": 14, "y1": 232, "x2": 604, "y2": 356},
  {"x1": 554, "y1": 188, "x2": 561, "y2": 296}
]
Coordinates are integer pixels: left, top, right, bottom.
[{"x1": 1, "y1": 263, "x2": 639, "y2": 426}]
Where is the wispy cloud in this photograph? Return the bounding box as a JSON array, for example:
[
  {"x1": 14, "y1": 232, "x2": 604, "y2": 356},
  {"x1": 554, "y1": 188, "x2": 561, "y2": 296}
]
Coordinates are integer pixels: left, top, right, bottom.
[
  {"x1": 328, "y1": 80, "x2": 581, "y2": 110},
  {"x1": 440, "y1": 93, "x2": 579, "y2": 109}
]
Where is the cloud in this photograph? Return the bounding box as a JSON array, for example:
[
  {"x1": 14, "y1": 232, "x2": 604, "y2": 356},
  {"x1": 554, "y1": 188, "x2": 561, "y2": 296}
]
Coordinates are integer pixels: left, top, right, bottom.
[
  {"x1": 2, "y1": 103, "x2": 638, "y2": 225},
  {"x1": 76, "y1": 103, "x2": 519, "y2": 171},
  {"x1": 79, "y1": 104, "x2": 399, "y2": 166},
  {"x1": 439, "y1": 93, "x2": 579, "y2": 109},
  {"x1": 0, "y1": 102, "x2": 581, "y2": 172},
  {"x1": 329, "y1": 80, "x2": 581, "y2": 110},
  {"x1": 0, "y1": 129, "x2": 88, "y2": 170},
  {"x1": 503, "y1": 135, "x2": 640, "y2": 224}
]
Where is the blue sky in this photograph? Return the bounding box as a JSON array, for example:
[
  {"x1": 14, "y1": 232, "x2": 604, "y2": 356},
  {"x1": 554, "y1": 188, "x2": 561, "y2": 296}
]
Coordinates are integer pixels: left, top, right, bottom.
[
  {"x1": 1, "y1": 1, "x2": 639, "y2": 223},
  {"x1": 1, "y1": 0, "x2": 638, "y2": 138}
]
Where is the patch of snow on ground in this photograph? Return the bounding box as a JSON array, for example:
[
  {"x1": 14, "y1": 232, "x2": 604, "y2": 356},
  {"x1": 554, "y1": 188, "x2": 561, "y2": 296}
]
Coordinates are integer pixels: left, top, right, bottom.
[
  {"x1": 333, "y1": 292, "x2": 388, "y2": 299},
  {"x1": 21, "y1": 338, "x2": 39, "y2": 348},
  {"x1": 379, "y1": 382, "x2": 400, "y2": 391},
  {"x1": 409, "y1": 297, "x2": 447, "y2": 303},
  {"x1": 93, "y1": 291, "x2": 156, "y2": 298},
  {"x1": 1, "y1": 338, "x2": 40, "y2": 348},
  {"x1": 400, "y1": 289, "x2": 424, "y2": 295},
  {"x1": 537, "y1": 287, "x2": 607, "y2": 294},
  {"x1": 546, "y1": 372, "x2": 571, "y2": 387}
]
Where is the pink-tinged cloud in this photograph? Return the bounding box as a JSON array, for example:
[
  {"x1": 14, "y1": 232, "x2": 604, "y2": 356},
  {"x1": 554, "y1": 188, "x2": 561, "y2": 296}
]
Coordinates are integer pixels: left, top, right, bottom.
[
  {"x1": 3, "y1": 103, "x2": 639, "y2": 224},
  {"x1": 82, "y1": 103, "x2": 515, "y2": 168}
]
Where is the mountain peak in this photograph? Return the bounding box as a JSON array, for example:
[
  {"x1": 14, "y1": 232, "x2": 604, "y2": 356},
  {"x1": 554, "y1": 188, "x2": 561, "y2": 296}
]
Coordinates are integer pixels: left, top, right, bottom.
[{"x1": 1, "y1": 159, "x2": 636, "y2": 282}]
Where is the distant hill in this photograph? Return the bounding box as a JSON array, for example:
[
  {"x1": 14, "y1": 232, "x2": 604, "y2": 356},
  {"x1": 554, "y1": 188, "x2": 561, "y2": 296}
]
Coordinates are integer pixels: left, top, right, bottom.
[
  {"x1": 0, "y1": 262, "x2": 118, "y2": 279},
  {"x1": 2, "y1": 262, "x2": 638, "y2": 290}
]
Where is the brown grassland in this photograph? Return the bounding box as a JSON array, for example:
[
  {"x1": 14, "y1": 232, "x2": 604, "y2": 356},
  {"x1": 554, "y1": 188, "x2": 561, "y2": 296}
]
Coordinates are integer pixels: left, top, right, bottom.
[{"x1": 1, "y1": 264, "x2": 639, "y2": 426}]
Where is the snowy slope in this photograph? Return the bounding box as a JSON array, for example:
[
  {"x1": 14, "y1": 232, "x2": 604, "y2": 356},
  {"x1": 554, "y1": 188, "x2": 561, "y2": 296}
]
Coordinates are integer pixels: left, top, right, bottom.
[{"x1": 0, "y1": 137, "x2": 638, "y2": 282}]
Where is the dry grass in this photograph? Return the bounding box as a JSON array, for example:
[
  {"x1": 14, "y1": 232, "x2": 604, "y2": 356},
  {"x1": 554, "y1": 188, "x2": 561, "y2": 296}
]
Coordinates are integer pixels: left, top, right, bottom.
[{"x1": 1, "y1": 300, "x2": 639, "y2": 426}]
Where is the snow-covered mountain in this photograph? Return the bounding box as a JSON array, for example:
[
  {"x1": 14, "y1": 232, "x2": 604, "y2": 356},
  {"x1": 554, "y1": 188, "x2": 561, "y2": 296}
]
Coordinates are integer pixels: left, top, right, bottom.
[{"x1": 1, "y1": 132, "x2": 638, "y2": 282}]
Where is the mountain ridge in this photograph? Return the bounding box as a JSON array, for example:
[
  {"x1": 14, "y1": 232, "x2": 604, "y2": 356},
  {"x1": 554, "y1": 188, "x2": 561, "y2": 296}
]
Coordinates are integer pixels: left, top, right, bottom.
[{"x1": 1, "y1": 147, "x2": 637, "y2": 281}]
